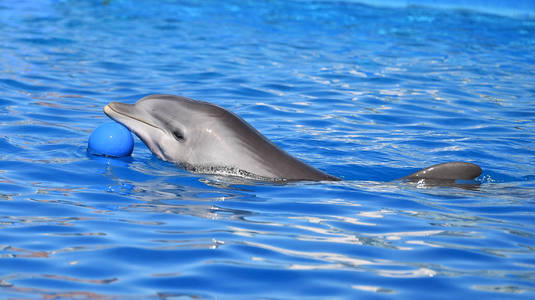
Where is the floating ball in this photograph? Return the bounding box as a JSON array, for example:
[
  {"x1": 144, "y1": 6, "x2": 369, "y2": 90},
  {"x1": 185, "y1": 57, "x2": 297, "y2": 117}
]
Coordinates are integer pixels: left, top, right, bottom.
[{"x1": 88, "y1": 122, "x2": 134, "y2": 157}]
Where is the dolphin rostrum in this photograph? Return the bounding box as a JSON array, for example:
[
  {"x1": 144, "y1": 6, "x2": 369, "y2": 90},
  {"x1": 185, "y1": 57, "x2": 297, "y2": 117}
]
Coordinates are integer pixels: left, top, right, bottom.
[{"x1": 104, "y1": 94, "x2": 482, "y2": 182}]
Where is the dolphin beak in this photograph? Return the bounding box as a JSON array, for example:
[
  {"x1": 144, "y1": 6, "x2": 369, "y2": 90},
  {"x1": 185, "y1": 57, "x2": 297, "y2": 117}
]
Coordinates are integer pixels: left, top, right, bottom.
[
  {"x1": 104, "y1": 102, "x2": 144, "y2": 123},
  {"x1": 104, "y1": 102, "x2": 136, "y2": 118},
  {"x1": 104, "y1": 101, "x2": 161, "y2": 131}
]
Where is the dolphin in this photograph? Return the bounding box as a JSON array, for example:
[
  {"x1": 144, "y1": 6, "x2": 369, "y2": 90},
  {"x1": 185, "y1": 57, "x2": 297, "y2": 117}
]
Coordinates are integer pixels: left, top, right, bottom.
[{"x1": 104, "y1": 94, "x2": 482, "y2": 183}]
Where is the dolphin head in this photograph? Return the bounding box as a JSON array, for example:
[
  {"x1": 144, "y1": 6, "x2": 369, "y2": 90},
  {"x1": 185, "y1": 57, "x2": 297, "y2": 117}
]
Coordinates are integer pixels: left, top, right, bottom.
[{"x1": 104, "y1": 94, "x2": 240, "y2": 165}]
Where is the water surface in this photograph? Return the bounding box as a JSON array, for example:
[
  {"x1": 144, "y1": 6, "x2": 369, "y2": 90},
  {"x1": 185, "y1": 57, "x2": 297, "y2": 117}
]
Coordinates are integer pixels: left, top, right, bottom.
[{"x1": 0, "y1": 0, "x2": 534, "y2": 299}]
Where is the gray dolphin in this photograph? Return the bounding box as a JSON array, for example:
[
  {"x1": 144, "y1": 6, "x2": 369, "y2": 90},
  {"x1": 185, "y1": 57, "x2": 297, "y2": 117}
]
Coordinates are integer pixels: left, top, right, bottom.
[{"x1": 104, "y1": 94, "x2": 482, "y2": 182}]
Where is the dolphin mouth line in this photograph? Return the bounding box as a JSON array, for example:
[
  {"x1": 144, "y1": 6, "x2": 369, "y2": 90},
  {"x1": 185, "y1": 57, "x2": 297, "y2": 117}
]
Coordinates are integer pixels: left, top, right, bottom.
[{"x1": 105, "y1": 104, "x2": 162, "y2": 131}]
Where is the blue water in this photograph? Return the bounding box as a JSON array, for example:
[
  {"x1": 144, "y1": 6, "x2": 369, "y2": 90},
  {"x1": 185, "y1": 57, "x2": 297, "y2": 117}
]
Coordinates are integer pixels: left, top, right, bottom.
[{"x1": 1, "y1": 0, "x2": 535, "y2": 298}]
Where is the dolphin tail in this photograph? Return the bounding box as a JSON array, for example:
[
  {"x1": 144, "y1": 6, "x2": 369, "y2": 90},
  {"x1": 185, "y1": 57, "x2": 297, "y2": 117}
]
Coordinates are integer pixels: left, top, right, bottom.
[{"x1": 402, "y1": 162, "x2": 482, "y2": 181}]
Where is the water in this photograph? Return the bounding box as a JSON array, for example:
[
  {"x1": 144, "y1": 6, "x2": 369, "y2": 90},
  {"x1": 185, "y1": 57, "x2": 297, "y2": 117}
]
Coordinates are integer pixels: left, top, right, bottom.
[{"x1": 1, "y1": 0, "x2": 534, "y2": 298}]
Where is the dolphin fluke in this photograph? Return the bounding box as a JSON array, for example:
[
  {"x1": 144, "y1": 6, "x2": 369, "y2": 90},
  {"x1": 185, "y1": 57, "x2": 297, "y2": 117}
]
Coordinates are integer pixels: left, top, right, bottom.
[{"x1": 402, "y1": 162, "x2": 482, "y2": 181}]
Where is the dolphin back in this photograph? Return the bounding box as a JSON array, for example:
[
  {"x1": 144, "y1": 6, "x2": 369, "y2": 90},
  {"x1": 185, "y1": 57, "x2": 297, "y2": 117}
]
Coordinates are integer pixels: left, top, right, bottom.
[{"x1": 402, "y1": 162, "x2": 482, "y2": 181}]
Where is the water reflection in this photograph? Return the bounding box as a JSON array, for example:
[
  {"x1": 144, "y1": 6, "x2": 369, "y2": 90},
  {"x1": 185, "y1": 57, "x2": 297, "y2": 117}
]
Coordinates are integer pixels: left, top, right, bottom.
[
  {"x1": 244, "y1": 240, "x2": 438, "y2": 279},
  {"x1": 121, "y1": 202, "x2": 252, "y2": 222},
  {"x1": 352, "y1": 284, "x2": 395, "y2": 294}
]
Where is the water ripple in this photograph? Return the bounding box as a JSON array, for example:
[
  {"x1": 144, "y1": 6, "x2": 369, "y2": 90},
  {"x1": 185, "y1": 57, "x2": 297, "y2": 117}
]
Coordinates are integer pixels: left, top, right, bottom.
[{"x1": 0, "y1": 0, "x2": 534, "y2": 299}]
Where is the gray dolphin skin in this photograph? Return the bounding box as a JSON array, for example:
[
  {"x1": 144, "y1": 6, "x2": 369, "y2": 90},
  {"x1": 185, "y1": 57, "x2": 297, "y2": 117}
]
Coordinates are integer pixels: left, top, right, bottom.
[
  {"x1": 104, "y1": 94, "x2": 339, "y2": 181},
  {"x1": 104, "y1": 94, "x2": 482, "y2": 182},
  {"x1": 402, "y1": 162, "x2": 482, "y2": 181}
]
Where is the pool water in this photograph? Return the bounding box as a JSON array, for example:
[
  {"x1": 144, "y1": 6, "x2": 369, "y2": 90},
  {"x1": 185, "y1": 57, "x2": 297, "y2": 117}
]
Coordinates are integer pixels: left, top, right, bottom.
[{"x1": 1, "y1": 0, "x2": 534, "y2": 298}]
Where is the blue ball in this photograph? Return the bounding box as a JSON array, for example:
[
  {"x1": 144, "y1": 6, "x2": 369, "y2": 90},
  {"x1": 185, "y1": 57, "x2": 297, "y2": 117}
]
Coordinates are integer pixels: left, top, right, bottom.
[{"x1": 88, "y1": 122, "x2": 134, "y2": 157}]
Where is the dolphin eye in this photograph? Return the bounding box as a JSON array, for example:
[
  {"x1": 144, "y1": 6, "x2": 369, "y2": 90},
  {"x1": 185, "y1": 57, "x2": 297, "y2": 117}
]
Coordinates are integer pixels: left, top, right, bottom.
[{"x1": 172, "y1": 130, "x2": 185, "y2": 142}]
